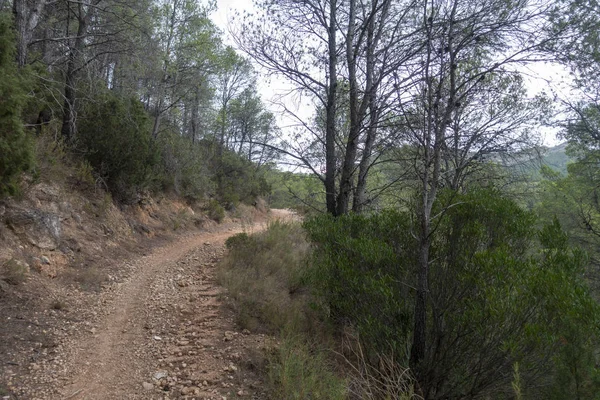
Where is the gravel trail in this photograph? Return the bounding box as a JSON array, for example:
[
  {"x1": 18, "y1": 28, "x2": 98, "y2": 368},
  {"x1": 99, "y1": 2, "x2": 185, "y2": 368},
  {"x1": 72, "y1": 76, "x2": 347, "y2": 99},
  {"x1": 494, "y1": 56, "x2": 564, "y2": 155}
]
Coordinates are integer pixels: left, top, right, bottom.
[{"x1": 11, "y1": 211, "x2": 294, "y2": 400}]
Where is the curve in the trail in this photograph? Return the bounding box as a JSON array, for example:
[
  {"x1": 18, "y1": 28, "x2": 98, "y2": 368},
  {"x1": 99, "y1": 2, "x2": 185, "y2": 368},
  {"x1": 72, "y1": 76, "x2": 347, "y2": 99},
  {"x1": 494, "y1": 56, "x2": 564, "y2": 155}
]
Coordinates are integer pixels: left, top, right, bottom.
[{"x1": 52, "y1": 211, "x2": 295, "y2": 400}]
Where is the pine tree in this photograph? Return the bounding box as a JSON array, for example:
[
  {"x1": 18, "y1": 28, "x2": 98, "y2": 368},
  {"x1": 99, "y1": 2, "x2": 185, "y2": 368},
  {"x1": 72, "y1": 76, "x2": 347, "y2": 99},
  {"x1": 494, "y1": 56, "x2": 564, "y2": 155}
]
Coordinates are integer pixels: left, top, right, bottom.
[{"x1": 0, "y1": 13, "x2": 33, "y2": 196}]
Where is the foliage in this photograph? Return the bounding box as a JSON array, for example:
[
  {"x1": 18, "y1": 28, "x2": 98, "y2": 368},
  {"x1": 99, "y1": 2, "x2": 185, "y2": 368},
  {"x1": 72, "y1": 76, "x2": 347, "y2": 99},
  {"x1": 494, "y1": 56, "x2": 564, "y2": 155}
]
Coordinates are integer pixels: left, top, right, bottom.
[
  {"x1": 537, "y1": 104, "x2": 600, "y2": 288},
  {"x1": 265, "y1": 169, "x2": 325, "y2": 213},
  {"x1": 154, "y1": 131, "x2": 214, "y2": 201},
  {"x1": 305, "y1": 189, "x2": 600, "y2": 399},
  {"x1": 426, "y1": 190, "x2": 598, "y2": 399},
  {"x1": 77, "y1": 90, "x2": 159, "y2": 201},
  {"x1": 1, "y1": 259, "x2": 29, "y2": 285},
  {"x1": 218, "y1": 221, "x2": 314, "y2": 333},
  {"x1": 268, "y1": 334, "x2": 347, "y2": 400},
  {"x1": 0, "y1": 13, "x2": 34, "y2": 196},
  {"x1": 304, "y1": 211, "x2": 415, "y2": 357},
  {"x1": 344, "y1": 337, "x2": 422, "y2": 400},
  {"x1": 214, "y1": 148, "x2": 270, "y2": 207},
  {"x1": 226, "y1": 86, "x2": 279, "y2": 165},
  {"x1": 204, "y1": 199, "x2": 225, "y2": 223}
]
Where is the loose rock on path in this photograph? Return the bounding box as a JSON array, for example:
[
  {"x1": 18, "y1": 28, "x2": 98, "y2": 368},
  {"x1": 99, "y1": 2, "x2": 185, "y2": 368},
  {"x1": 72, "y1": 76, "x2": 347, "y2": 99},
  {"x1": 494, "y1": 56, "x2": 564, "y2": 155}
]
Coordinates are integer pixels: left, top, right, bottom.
[{"x1": 4, "y1": 212, "x2": 297, "y2": 400}]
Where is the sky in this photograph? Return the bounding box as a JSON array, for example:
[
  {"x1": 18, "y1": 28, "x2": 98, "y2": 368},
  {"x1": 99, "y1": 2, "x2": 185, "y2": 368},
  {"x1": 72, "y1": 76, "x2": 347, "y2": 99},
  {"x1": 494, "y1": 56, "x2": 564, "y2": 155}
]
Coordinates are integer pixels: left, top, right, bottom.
[
  {"x1": 211, "y1": 0, "x2": 315, "y2": 142},
  {"x1": 211, "y1": 0, "x2": 566, "y2": 147},
  {"x1": 211, "y1": 0, "x2": 249, "y2": 38}
]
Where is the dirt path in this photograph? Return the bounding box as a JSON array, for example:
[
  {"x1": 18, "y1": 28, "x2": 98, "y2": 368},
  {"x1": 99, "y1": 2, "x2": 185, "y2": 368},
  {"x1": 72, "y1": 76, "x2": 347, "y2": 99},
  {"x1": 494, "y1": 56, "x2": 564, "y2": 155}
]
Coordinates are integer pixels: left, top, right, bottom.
[{"x1": 9, "y1": 211, "x2": 295, "y2": 400}]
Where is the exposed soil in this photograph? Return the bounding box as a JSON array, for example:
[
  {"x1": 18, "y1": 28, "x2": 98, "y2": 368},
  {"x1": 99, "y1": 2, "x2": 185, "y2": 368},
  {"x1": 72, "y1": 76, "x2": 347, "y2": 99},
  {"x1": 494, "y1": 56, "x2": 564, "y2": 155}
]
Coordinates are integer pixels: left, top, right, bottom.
[{"x1": 1, "y1": 209, "x2": 296, "y2": 400}]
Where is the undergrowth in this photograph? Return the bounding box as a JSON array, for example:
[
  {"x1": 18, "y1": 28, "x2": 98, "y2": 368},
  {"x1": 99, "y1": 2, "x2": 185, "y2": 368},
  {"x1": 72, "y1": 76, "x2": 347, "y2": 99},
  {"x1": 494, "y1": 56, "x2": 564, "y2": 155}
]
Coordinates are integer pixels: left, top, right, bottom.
[
  {"x1": 1, "y1": 258, "x2": 29, "y2": 285},
  {"x1": 219, "y1": 221, "x2": 314, "y2": 333},
  {"x1": 269, "y1": 333, "x2": 346, "y2": 400},
  {"x1": 218, "y1": 220, "x2": 346, "y2": 398},
  {"x1": 218, "y1": 220, "x2": 420, "y2": 399}
]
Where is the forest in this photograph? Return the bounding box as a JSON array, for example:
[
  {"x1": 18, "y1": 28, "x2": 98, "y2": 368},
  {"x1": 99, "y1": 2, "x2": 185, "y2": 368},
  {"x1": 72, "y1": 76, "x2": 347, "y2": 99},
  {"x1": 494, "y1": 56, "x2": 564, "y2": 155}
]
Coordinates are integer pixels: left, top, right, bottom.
[{"x1": 2, "y1": 0, "x2": 600, "y2": 399}]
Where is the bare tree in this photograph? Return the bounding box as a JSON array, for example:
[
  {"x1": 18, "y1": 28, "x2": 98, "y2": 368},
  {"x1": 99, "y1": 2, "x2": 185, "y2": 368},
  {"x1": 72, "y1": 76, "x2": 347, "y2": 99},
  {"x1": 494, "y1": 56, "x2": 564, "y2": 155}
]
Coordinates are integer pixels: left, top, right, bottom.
[{"x1": 236, "y1": 0, "x2": 424, "y2": 215}]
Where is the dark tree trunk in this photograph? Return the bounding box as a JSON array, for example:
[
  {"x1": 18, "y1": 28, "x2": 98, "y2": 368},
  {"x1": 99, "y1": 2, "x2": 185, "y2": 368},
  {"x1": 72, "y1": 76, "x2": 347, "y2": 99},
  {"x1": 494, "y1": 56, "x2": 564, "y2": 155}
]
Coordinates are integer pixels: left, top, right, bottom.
[
  {"x1": 353, "y1": 109, "x2": 378, "y2": 212},
  {"x1": 325, "y1": 0, "x2": 338, "y2": 216},
  {"x1": 12, "y1": 0, "x2": 27, "y2": 67},
  {"x1": 410, "y1": 222, "x2": 430, "y2": 370},
  {"x1": 336, "y1": 0, "x2": 359, "y2": 216}
]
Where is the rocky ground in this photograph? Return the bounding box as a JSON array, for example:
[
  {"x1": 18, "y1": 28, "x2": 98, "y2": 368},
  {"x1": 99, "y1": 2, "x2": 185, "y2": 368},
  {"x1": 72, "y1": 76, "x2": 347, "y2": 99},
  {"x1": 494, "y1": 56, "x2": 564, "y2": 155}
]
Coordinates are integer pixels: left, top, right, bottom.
[{"x1": 1, "y1": 210, "x2": 294, "y2": 399}]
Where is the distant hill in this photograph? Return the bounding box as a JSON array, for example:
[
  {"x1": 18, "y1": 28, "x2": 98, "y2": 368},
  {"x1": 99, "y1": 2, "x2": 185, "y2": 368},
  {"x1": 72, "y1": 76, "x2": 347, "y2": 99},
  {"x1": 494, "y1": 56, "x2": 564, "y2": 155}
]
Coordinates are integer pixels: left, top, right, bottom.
[
  {"x1": 541, "y1": 142, "x2": 570, "y2": 175},
  {"x1": 513, "y1": 142, "x2": 571, "y2": 179}
]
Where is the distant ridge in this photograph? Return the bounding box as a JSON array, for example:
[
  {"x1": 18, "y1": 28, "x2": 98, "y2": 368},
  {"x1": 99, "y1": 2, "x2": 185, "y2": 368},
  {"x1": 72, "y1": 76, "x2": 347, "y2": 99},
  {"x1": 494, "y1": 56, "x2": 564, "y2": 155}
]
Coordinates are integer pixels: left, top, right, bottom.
[{"x1": 541, "y1": 142, "x2": 570, "y2": 175}]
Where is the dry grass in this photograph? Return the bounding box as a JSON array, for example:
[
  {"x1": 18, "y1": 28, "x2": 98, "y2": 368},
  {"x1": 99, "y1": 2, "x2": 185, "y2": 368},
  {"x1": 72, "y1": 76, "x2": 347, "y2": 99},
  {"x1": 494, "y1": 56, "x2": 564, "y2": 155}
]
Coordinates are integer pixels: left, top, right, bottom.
[
  {"x1": 1, "y1": 259, "x2": 29, "y2": 285},
  {"x1": 219, "y1": 220, "x2": 419, "y2": 400},
  {"x1": 341, "y1": 332, "x2": 422, "y2": 400},
  {"x1": 218, "y1": 220, "x2": 314, "y2": 333},
  {"x1": 268, "y1": 334, "x2": 347, "y2": 400}
]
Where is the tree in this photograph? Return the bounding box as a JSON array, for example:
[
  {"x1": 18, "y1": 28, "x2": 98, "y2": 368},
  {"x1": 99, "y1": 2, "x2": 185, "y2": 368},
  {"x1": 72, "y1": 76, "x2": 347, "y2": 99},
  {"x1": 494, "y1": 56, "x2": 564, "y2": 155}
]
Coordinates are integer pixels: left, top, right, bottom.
[
  {"x1": 306, "y1": 189, "x2": 600, "y2": 399},
  {"x1": 538, "y1": 103, "x2": 600, "y2": 292},
  {"x1": 227, "y1": 86, "x2": 279, "y2": 166},
  {"x1": 338, "y1": 0, "x2": 421, "y2": 214},
  {"x1": 0, "y1": 12, "x2": 33, "y2": 195},
  {"x1": 234, "y1": 0, "x2": 341, "y2": 214},
  {"x1": 236, "y1": 0, "x2": 422, "y2": 215},
  {"x1": 214, "y1": 47, "x2": 253, "y2": 150},
  {"x1": 77, "y1": 90, "x2": 158, "y2": 200},
  {"x1": 393, "y1": 0, "x2": 553, "y2": 380},
  {"x1": 149, "y1": 0, "x2": 220, "y2": 139},
  {"x1": 12, "y1": 0, "x2": 46, "y2": 67}
]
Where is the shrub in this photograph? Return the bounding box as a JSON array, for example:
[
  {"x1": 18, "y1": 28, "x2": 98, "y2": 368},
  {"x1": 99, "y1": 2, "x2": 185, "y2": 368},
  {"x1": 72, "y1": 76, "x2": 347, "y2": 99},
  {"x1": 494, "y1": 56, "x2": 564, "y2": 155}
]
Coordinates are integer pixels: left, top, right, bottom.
[
  {"x1": 1, "y1": 259, "x2": 29, "y2": 285},
  {"x1": 220, "y1": 219, "x2": 425, "y2": 399},
  {"x1": 305, "y1": 189, "x2": 600, "y2": 399},
  {"x1": 77, "y1": 90, "x2": 158, "y2": 201},
  {"x1": 154, "y1": 131, "x2": 214, "y2": 201},
  {"x1": 214, "y1": 148, "x2": 270, "y2": 206},
  {"x1": 268, "y1": 334, "x2": 346, "y2": 400},
  {"x1": 343, "y1": 335, "x2": 421, "y2": 400},
  {"x1": 205, "y1": 199, "x2": 225, "y2": 223},
  {"x1": 0, "y1": 13, "x2": 34, "y2": 196},
  {"x1": 304, "y1": 210, "x2": 415, "y2": 357},
  {"x1": 218, "y1": 221, "x2": 314, "y2": 332}
]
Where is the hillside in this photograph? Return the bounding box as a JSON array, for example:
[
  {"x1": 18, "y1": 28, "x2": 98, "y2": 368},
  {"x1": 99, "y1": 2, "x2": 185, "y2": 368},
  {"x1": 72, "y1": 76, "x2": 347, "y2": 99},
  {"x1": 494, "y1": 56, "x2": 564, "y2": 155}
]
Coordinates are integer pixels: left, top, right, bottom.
[
  {"x1": 541, "y1": 142, "x2": 570, "y2": 175},
  {"x1": 0, "y1": 171, "x2": 286, "y2": 398}
]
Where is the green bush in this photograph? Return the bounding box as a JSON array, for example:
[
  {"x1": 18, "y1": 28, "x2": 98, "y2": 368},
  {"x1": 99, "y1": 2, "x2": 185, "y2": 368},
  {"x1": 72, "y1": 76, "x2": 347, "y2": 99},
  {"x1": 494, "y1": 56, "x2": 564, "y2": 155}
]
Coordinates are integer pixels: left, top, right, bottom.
[
  {"x1": 304, "y1": 210, "x2": 415, "y2": 357},
  {"x1": 225, "y1": 231, "x2": 254, "y2": 249},
  {"x1": 77, "y1": 91, "x2": 158, "y2": 201},
  {"x1": 214, "y1": 148, "x2": 270, "y2": 206},
  {"x1": 154, "y1": 130, "x2": 214, "y2": 201},
  {"x1": 220, "y1": 219, "x2": 421, "y2": 399},
  {"x1": 205, "y1": 199, "x2": 225, "y2": 222},
  {"x1": 0, "y1": 13, "x2": 34, "y2": 196},
  {"x1": 305, "y1": 189, "x2": 600, "y2": 399},
  {"x1": 265, "y1": 169, "x2": 325, "y2": 212}
]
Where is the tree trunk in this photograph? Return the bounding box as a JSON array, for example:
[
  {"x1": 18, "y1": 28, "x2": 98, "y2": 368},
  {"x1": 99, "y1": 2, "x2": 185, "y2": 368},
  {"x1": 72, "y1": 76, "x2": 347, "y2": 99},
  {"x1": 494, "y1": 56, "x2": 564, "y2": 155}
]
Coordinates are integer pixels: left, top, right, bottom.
[
  {"x1": 324, "y1": 0, "x2": 338, "y2": 215},
  {"x1": 336, "y1": 0, "x2": 359, "y2": 216},
  {"x1": 61, "y1": 3, "x2": 88, "y2": 142},
  {"x1": 12, "y1": 0, "x2": 27, "y2": 67},
  {"x1": 410, "y1": 205, "x2": 431, "y2": 369},
  {"x1": 351, "y1": 0, "x2": 382, "y2": 213},
  {"x1": 13, "y1": 0, "x2": 45, "y2": 68},
  {"x1": 353, "y1": 109, "x2": 378, "y2": 212}
]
